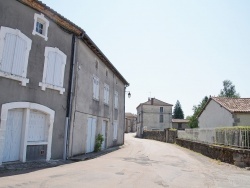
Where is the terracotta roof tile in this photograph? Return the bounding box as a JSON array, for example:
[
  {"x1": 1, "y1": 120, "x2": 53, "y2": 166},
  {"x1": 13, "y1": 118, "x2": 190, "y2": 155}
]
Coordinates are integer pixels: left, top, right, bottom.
[
  {"x1": 212, "y1": 97, "x2": 250, "y2": 113},
  {"x1": 172, "y1": 119, "x2": 189, "y2": 123}
]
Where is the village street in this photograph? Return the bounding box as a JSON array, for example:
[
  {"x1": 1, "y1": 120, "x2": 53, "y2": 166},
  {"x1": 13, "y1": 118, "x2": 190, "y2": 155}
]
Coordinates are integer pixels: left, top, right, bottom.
[{"x1": 0, "y1": 133, "x2": 250, "y2": 188}]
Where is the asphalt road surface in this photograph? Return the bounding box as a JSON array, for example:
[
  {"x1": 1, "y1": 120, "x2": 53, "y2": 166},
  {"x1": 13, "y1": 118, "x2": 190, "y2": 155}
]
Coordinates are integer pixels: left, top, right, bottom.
[{"x1": 1, "y1": 133, "x2": 250, "y2": 188}]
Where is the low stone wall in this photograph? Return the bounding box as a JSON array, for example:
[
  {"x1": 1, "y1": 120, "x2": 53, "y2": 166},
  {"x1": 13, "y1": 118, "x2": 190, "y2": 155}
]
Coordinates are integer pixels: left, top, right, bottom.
[
  {"x1": 143, "y1": 130, "x2": 166, "y2": 142},
  {"x1": 176, "y1": 138, "x2": 250, "y2": 167},
  {"x1": 166, "y1": 129, "x2": 177, "y2": 143}
]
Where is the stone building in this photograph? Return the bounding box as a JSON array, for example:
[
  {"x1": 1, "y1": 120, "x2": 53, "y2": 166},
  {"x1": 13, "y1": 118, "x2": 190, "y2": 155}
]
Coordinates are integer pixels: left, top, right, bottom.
[
  {"x1": 125, "y1": 113, "x2": 137, "y2": 133},
  {"x1": 136, "y1": 98, "x2": 172, "y2": 137},
  {"x1": 0, "y1": 0, "x2": 128, "y2": 165},
  {"x1": 172, "y1": 119, "x2": 189, "y2": 130},
  {"x1": 198, "y1": 97, "x2": 250, "y2": 128}
]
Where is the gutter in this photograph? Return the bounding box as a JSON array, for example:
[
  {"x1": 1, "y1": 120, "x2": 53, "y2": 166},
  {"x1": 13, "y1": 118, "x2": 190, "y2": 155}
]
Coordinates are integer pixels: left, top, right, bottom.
[{"x1": 63, "y1": 33, "x2": 77, "y2": 160}]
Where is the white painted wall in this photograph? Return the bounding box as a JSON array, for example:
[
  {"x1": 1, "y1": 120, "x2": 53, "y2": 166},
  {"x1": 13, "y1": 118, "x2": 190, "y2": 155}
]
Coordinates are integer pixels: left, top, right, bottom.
[{"x1": 198, "y1": 100, "x2": 234, "y2": 128}]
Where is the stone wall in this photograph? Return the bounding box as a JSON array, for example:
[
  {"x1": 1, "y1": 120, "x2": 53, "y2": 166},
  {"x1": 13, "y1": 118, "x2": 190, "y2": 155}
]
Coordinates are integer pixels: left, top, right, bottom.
[
  {"x1": 166, "y1": 129, "x2": 177, "y2": 143},
  {"x1": 143, "y1": 130, "x2": 166, "y2": 142},
  {"x1": 176, "y1": 138, "x2": 250, "y2": 168}
]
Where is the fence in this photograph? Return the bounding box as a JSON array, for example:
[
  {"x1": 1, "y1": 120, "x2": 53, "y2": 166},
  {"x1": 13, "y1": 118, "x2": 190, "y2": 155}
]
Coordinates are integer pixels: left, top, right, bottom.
[{"x1": 178, "y1": 127, "x2": 250, "y2": 149}]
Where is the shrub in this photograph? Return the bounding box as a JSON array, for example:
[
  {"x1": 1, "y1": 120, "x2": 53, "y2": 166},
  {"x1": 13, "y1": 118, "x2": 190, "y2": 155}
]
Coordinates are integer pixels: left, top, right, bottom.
[{"x1": 94, "y1": 134, "x2": 104, "y2": 152}]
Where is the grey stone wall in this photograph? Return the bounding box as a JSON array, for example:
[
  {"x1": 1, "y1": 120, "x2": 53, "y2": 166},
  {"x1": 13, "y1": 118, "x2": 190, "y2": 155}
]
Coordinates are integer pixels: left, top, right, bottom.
[
  {"x1": 143, "y1": 130, "x2": 166, "y2": 142},
  {"x1": 176, "y1": 138, "x2": 250, "y2": 168},
  {"x1": 166, "y1": 129, "x2": 177, "y2": 143}
]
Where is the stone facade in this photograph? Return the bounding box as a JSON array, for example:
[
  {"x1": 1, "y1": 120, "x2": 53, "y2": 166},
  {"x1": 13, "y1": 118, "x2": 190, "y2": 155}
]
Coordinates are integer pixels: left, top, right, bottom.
[
  {"x1": 136, "y1": 98, "x2": 172, "y2": 138},
  {"x1": 125, "y1": 113, "x2": 137, "y2": 133}
]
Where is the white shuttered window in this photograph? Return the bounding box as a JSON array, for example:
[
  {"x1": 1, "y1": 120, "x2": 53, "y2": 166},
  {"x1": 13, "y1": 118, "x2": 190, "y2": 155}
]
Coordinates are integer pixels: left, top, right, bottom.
[
  {"x1": 113, "y1": 120, "x2": 118, "y2": 140},
  {"x1": 114, "y1": 91, "x2": 118, "y2": 109},
  {"x1": 39, "y1": 47, "x2": 66, "y2": 94},
  {"x1": 0, "y1": 27, "x2": 32, "y2": 86},
  {"x1": 93, "y1": 75, "x2": 99, "y2": 100},
  {"x1": 104, "y1": 83, "x2": 109, "y2": 104}
]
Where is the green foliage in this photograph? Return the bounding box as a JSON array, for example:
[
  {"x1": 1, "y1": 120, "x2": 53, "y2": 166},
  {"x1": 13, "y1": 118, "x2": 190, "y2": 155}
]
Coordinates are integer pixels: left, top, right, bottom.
[
  {"x1": 94, "y1": 134, "x2": 104, "y2": 152},
  {"x1": 218, "y1": 80, "x2": 240, "y2": 98},
  {"x1": 188, "y1": 96, "x2": 209, "y2": 128},
  {"x1": 173, "y1": 100, "x2": 184, "y2": 119}
]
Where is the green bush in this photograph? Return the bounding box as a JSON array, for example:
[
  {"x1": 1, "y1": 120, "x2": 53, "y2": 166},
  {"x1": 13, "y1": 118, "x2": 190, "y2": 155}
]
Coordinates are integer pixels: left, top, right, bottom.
[{"x1": 94, "y1": 134, "x2": 104, "y2": 152}]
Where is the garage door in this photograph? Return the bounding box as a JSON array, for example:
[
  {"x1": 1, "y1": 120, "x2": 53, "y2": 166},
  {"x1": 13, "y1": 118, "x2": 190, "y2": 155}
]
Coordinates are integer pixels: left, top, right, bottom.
[{"x1": 3, "y1": 109, "x2": 23, "y2": 162}]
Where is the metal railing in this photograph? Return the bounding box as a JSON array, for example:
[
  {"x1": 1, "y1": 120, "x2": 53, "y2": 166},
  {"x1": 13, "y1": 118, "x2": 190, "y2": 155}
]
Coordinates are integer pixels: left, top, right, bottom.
[{"x1": 178, "y1": 127, "x2": 250, "y2": 149}]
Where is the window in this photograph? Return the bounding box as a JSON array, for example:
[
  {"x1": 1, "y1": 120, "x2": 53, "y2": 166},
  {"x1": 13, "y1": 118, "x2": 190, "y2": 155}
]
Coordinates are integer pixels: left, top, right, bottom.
[
  {"x1": 32, "y1": 13, "x2": 49, "y2": 41},
  {"x1": 104, "y1": 83, "x2": 109, "y2": 104},
  {"x1": 160, "y1": 107, "x2": 163, "y2": 113},
  {"x1": 113, "y1": 120, "x2": 118, "y2": 140},
  {"x1": 160, "y1": 114, "x2": 163, "y2": 123},
  {"x1": 93, "y1": 75, "x2": 99, "y2": 100},
  {"x1": 114, "y1": 91, "x2": 118, "y2": 109},
  {"x1": 39, "y1": 47, "x2": 66, "y2": 94},
  {"x1": 0, "y1": 27, "x2": 32, "y2": 86}
]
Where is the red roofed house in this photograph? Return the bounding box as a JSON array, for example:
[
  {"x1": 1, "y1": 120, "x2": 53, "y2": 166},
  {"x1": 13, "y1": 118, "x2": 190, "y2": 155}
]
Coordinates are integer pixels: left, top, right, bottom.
[{"x1": 198, "y1": 97, "x2": 250, "y2": 128}]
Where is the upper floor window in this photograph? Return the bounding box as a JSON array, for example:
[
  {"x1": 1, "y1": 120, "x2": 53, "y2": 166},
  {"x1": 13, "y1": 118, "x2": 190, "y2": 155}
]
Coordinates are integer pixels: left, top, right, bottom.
[
  {"x1": 93, "y1": 75, "x2": 99, "y2": 100},
  {"x1": 160, "y1": 114, "x2": 163, "y2": 123},
  {"x1": 32, "y1": 13, "x2": 49, "y2": 41},
  {"x1": 0, "y1": 27, "x2": 32, "y2": 86},
  {"x1": 104, "y1": 83, "x2": 109, "y2": 104},
  {"x1": 114, "y1": 91, "x2": 118, "y2": 109},
  {"x1": 39, "y1": 47, "x2": 66, "y2": 94},
  {"x1": 160, "y1": 107, "x2": 163, "y2": 113}
]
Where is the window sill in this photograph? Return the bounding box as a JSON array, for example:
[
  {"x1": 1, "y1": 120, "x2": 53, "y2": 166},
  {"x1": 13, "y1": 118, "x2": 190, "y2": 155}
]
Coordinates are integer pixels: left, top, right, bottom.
[
  {"x1": 39, "y1": 82, "x2": 65, "y2": 94},
  {"x1": 0, "y1": 71, "x2": 29, "y2": 86},
  {"x1": 27, "y1": 141, "x2": 48, "y2": 145},
  {"x1": 32, "y1": 30, "x2": 48, "y2": 41}
]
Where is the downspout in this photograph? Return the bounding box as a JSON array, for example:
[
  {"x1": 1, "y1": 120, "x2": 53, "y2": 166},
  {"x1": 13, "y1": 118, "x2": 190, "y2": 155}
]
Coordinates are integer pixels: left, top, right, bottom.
[
  {"x1": 63, "y1": 34, "x2": 76, "y2": 160},
  {"x1": 123, "y1": 86, "x2": 127, "y2": 145}
]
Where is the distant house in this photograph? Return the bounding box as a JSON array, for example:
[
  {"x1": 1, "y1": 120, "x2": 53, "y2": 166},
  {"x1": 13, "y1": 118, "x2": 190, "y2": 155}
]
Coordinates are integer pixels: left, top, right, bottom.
[
  {"x1": 172, "y1": 119, "x2": 189, "y2": 130},
  {"x1": 198, "y1": 97, "x2": 250, "y2": 128},
  {"x1": 136, "y1": 98, "x2": 173, "y2": 137},
  {"x1": 125, "y1": 113, "x2": 137, "y2": 133}
]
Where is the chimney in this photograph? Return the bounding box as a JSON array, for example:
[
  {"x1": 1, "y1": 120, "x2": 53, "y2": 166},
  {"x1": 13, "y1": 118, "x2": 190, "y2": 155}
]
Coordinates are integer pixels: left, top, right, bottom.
[{"x1": 151, "y1": 98, "x2": 154, "y2": 105}]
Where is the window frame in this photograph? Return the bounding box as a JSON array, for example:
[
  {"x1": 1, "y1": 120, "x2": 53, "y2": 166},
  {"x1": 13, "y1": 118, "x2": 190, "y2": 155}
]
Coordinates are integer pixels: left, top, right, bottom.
[
  {"x1": 39, "y1": 47, "x2": 66, "y2": 94},
  {"x1": 159, "y1": 114, "x2": 164, "y2": 123},
  {"x1": 0, "y1": 27, "x2": 32, "y2": 86},
  {"x1": 32, "y1": 13, "x2": 49, "y2": 41},
  {"x1": 160, "y1": 107, "x2": 163, "y2": 113}
]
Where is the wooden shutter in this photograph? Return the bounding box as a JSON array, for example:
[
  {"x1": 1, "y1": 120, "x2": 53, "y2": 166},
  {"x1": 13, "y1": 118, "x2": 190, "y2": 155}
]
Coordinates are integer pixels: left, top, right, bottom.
[
  {"x1": 45, "y1": 51, "x2": 56, "y2": 85},
  {"x1": 12, "y1": 36, "x2": 27, "y2": 76},
  {"x1": 113, "y1": 121, "x2": 118, "y2": 140},
  {"x1": 115, "y1": 91, "x2": 118, "y2": 108},
  {"x1": 54, "y1": 53, "x2": 63, "y2": 87},
  {"x1": 1, "y1": 33, "x2": 27, "y2": 77}
]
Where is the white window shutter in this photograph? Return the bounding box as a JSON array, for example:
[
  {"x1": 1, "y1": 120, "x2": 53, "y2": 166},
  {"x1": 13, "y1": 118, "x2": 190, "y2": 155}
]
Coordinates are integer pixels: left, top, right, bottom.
[
  {"x1": 45, "y1": 52, "x2": 56, "y2": 85},
  {"x1": 96, "y1": 79, "x2": 99, "y2": 99},
  {"x1": 12, "y1": 36, "x2": 27, "y2": 76},
  {"x1": 93, "y1": 77, "x2": 96, "y2": 98},
  {"x1": 1, "y1": 33, "x2": 16, "y2": 73},
  {"x1": 54, "y1": 53, "x2": 63, "y2": 87}
]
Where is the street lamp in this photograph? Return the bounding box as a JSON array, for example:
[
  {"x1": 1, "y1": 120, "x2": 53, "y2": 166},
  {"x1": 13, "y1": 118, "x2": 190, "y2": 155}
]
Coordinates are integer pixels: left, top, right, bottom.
[{"x1": 126, "y1": 91, "x2": 131, "y2": 98}]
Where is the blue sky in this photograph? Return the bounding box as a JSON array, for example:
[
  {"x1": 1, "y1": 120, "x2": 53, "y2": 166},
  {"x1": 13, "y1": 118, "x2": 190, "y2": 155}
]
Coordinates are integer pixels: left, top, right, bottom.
[{"x1": 41, "y1": 0, "x2": 250, "y2": 117}]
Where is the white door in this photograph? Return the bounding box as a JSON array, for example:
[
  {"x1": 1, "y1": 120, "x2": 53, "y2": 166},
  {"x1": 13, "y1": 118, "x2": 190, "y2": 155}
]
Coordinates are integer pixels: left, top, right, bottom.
[
  {"x1": 3, "y1": 109, "x2": 23, "y2": 162},
  {"x1": 101, "y1": 121, "x2": 107, "y2": 150},
  {"x1": 86, "y1": 117, "x2": 96, "y2": 153}
]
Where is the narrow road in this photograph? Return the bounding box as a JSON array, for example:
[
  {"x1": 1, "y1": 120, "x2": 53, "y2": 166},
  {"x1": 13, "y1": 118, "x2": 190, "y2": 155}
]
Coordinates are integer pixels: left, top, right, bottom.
[{"x1": 1, "y1": 133, "x2": 250, "y2": 188}]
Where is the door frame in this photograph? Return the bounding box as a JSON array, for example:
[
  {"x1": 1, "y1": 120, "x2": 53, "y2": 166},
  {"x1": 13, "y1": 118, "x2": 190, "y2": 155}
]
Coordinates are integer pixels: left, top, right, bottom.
[{"x1": 0, "y1": 102, "x2": 55, "y2": 165}]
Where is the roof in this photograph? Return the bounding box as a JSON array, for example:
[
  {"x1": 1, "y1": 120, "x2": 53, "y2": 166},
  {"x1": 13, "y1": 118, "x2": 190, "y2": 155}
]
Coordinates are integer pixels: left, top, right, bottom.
[
  {"x1": 198, "y1": 97, "x2": 250, "y2": 117},
  {"x1": 18, "y1": 0, "x2": 129, "y2": 86},
  {"x1": 172, "y1": 119, "x2": 189, "y2": 123},
  {"x1": 137, "y1": 98, "x2": 173, "y2": 109},
  {"x1": 125, "y1": 113, "x2": 137, "y2": 118}
]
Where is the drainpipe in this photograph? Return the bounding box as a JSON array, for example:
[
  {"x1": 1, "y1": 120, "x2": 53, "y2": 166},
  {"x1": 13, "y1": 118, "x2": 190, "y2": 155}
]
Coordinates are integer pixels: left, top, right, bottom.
[{"x1": 63, "y1": 33, "x2": 77, "y2": 160}]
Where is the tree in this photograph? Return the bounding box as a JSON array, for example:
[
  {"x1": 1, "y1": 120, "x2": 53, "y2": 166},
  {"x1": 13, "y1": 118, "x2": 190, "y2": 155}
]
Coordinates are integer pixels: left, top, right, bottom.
[
  {"x1": 173, "y1": 100, "x2": 184, "y2": 119},
  {"x1": 218, "y1": 80, "x2": 240, "y2": 98},
  {"x1": 188, "y1": 96, "x2": 208, "y2": 128}
]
